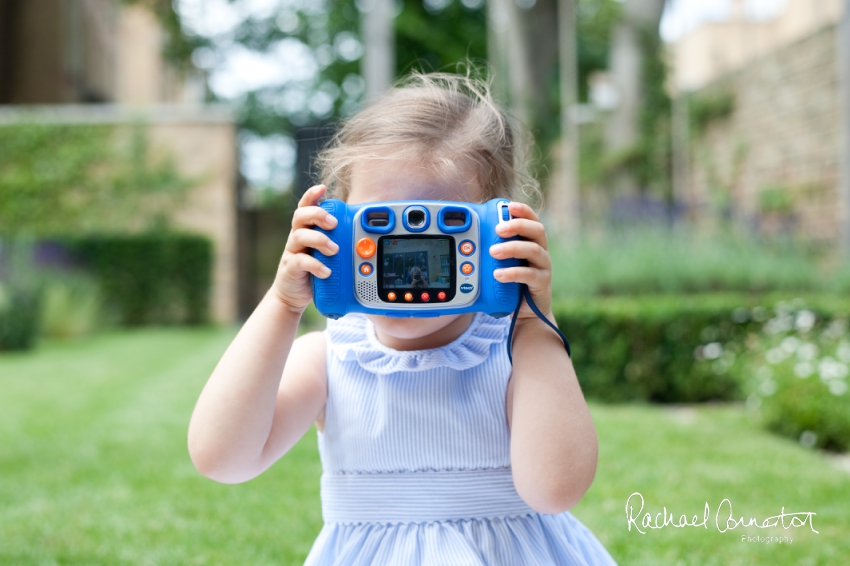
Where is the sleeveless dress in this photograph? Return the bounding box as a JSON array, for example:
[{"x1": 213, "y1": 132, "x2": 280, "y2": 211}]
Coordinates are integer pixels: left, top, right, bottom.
[{"x1": 304, "y1": 312, "x2": 618, "y2": 566}]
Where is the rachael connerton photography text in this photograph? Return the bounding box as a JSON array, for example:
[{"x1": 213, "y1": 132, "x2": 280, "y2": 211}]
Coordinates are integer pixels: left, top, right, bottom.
[{"x1": 625, "y1": 492, "x2": 818, "y2": 535}]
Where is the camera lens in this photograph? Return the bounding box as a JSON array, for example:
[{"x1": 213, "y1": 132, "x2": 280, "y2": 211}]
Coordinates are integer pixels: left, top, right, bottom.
[{"x1": 408, "y1": 209, "x2": 426, "y2": 227}]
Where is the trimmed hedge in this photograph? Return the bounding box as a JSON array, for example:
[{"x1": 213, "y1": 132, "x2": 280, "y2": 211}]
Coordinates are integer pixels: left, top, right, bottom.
[
  {"x1": 0, "y1": 287, "x2": 41, "y2": 351},
  {"x1": 553, "y1": 293, "x2": 850, "y2": 403},
  {"x1": 68, "y1": 233, "x2": 213, "y2": 326}
]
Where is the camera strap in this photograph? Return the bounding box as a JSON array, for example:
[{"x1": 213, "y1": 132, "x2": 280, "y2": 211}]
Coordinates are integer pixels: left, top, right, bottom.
[{"x1": 506, "y1": 284, "x2": 571, "y2": 365}]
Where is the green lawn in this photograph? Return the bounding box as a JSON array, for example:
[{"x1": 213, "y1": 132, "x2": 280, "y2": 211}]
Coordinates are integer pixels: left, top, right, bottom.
[
  {"x1": 1, "y1": 328, "x2": 847, "y2": 565},
  {"x1": 575, "y1": 404, "x2": 849, "y2": 565}
]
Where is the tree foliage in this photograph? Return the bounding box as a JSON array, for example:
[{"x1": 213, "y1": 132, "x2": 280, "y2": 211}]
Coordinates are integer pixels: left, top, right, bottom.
[
  {"x1": 395, "y1": 1, "x2": 487, "y2": 75},
  {"x1": 171, "y1": 0, "x2": 624, "y2": 196},
  {"x1": 221, "y1": 1, "x2": 362, "y2": 136},
  {"x1": 215, "y1": 0, "x2": 487, "y2": 138},
  {"x1": 599, "y1": 0, "x2": 670, "y2": 198},
  {"x1": 576, "y1": 0, "x2": 622, "y2": 102},
  {"x1": 122, "y1": 0, "x2": 209, "y2": 72}
]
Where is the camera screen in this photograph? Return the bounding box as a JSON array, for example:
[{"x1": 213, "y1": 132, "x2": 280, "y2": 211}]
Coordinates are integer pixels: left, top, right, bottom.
[{"x1": 378, "y1": 236, "x2": 456, "y2": 303}]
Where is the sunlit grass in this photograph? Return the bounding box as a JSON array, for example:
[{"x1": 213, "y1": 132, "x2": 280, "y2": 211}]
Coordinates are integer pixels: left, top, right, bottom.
[
  {"x1": 1, "y1": 328, "x2": 847, "y2": 564},
  {"x1": 0, "y1": 327, "x2": 323, "y2": 565},
  {"x1": 575, "y1": 403, "x2": 850, "y2": 566}
]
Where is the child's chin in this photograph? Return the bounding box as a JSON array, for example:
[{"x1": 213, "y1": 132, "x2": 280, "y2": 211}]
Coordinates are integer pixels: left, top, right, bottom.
[{"x1": 366, "y1": 314, "x2": 460, "y2": 340}]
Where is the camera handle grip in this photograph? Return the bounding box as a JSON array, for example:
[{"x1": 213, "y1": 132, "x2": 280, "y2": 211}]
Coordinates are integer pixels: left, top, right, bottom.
[{"x1": 505, "y1": 284, "x2": 571, "y2": 365}]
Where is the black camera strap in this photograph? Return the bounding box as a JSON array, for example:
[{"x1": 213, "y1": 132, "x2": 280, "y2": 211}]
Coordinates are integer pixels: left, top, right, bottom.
[{"x1": 506, "y1": 284, "x2": 571, "y2": 365}]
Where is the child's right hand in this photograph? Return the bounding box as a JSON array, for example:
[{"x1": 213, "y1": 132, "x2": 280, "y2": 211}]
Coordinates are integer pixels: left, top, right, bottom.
[{"x1": 272, "y1": 184, "x2": 339, "y2": 313}]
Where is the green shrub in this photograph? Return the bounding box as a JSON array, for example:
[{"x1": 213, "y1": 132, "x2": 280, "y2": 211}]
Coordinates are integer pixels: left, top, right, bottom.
[
  {"x1": 0, "y1": 285, "x2": 41, "y2": 351},
  {"x1": 67, "y1": 233, "x2": 212, "y2": 326},
  {"x1": 554, "y1": 293, "x2": 850, "y2": 404},
  {"x1": 549, "y1": 228, "x2": 838, "y2": 297},
  {"x1": 722, "y1": 300, "x2": 850, "y2": 452},
  {"x1": 39, "y1": 272, "x2": 102, "y2": 339},
  {"x1": 689, "y1": 89, "x2": 735, "y2": 135}
]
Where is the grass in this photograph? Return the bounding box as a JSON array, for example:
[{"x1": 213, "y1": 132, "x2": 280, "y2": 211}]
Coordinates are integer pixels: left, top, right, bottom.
[
  {"x1": 1, "y1": 328, "x2": 848, "y2": 565},
  {"x1": 573, "y1": 404, "x2": 850, "y2": 565},
  {"x1": 0, "y1": 327, "x2": 322, "y2": 565}
]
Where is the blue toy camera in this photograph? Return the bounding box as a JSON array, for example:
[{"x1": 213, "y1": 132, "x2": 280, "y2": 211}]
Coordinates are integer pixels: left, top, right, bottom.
[{"x1": 311, "y1": 198, "x2": 521, "y2": 319}]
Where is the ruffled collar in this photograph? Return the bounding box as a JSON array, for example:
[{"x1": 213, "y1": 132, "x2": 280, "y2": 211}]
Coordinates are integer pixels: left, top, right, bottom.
[{"x1": 326, "y1": 312, "x2": 509, "y2": 374}]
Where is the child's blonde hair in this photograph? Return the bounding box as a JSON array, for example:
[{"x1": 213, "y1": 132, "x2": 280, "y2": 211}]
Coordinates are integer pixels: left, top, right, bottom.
[{"x1": 315, "y1": 69, "x2": 540, "y2": 207}]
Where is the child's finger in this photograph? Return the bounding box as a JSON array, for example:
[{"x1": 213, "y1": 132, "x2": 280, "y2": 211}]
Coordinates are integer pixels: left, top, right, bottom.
[
  {"x1": 489, "y1": 240, "x2": 551, "y2": 270},
  {"x1": 292, "y1": 205, "x2": 338, "y2": 231},
  {"x1": 507, "y1": 201, "x2": 540, "y2": 222},
  {"x1": 289, "y1": 253, "x2": 332, "y2": 279},
  {"x1": 495, "y1": 219, "x2": 548, "y2": 249},
  {"x1": 298, "y1": 184, "x2": 327, "y2": 208},
  {"x1": 492, "y1": 265, "x2": 549, "y2": 289},
  {"x1": 285, "y1": 228, "x2": 339, "y2": 256}
]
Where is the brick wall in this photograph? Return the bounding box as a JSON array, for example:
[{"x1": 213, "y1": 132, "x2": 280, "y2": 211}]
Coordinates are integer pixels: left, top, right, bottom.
[
  {"x1": 146, "y1": 111, "x2": 238, "y2": 323},
  {"x1": 685, "y1": 24, "x2": 843, "y2": 243}
]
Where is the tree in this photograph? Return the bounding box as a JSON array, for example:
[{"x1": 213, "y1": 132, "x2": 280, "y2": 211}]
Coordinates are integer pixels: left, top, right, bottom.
[
  {"x1": 603, "y1": 0, "x2": 668, "y2": 196},
  {"x1": 195, "y1": 1, "x2": 486, "y2": 138},
  {"x1": 487, "y1": 0, "x2": 622, "y2": 225},
  {"x1": 176, "y1": 1, "x2": 487, "y2": 195}
]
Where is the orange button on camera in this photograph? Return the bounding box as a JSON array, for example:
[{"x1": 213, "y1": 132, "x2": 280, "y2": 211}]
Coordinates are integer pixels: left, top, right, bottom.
[
  {"x1": 356, "y1": 237, "x2": 376, "y2": 258},
  {"x1": 387, "y1": 292, "x2": 397, "y2": 301},
  {"x1": 459, "y1": 240, "x2": 475, "y2": 256},
  {"x1": 359, "y1": 263, "x2": 373, "y2": 276},
  {"x1": 460, "y1": 262, "x2": 474, "y2": 275},
  {"x1": 404, "y1": 292, "x2": 414, "y2": 302}
]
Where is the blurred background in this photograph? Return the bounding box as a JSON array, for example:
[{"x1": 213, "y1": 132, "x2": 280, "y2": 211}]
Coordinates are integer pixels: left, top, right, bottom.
[{"x1": 1, "y1": 0, "x2": 849, "y2": 564}]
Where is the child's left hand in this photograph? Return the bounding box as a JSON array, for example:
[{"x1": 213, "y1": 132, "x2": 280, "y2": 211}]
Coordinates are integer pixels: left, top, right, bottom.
[{"x1": 488, "y1": 202, "x2": 553, "y2": 322}]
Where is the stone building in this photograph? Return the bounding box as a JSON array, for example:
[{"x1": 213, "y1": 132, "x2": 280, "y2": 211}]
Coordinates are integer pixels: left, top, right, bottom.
[
  {"x1": 0, "y1": 0, "x2": 239, "y2": 322},
  {"x1": 670, "y1": 0, "x2": 845, "y2": 93},
  {"x1": 670, "y1": 0, "x2": 850, "y2": 247}
]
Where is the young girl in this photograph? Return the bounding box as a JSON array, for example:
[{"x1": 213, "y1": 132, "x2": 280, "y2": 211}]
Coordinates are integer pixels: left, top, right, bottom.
[{"x1": 188, "y1": 71, "x2": 618, "y2": 565}]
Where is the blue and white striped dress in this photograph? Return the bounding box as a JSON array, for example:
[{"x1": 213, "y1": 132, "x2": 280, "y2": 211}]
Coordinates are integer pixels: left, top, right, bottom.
[{"x1": 304, "y1": 312, "x2": 618, "y2": 566}]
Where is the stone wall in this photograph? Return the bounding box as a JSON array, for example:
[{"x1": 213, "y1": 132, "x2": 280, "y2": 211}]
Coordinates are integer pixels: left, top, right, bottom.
[
  {"x1": 685, "y1": 24, "x2": 843, "y2": 243},
  {"x1": 670, "y1": 0, "x2": 844, "y2": 92}
]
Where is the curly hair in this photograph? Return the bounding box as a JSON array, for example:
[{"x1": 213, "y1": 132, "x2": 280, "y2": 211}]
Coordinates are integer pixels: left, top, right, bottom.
[{"x1": 314, "y1": 67, "x2": 541, "y2": 207}]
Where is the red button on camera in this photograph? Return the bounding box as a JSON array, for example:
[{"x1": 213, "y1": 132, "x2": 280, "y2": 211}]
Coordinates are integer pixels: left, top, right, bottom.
[
  {"x1": 437, "y1": 291, "x2": 447, "y2": 301},
  {"x1": 421, "y1": 292, "x2": 430, "y2": 302}
]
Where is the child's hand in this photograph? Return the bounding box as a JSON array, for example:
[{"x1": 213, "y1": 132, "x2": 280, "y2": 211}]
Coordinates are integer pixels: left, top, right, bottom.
[
  {"x1": 489, "y1": 202, "x2": 553, "y2": 321},
  {"x1": 272, "y1": 185, "x2": 339, "y2": 313}
]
